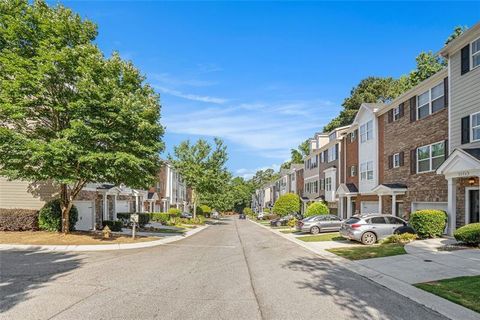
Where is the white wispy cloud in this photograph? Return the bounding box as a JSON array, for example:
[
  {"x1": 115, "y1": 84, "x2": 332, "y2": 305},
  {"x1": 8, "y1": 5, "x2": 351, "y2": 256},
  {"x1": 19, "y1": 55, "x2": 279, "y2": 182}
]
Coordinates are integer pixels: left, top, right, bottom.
[
  {"x1": 151, "y1": 73, "x2": 216, "y2": 87},
  {"x1": 163, "y1": 99, "x2": 337, "y2": 160},
  {"x1": 154, "y1": 85, "x2": 228, "y2": 104}
]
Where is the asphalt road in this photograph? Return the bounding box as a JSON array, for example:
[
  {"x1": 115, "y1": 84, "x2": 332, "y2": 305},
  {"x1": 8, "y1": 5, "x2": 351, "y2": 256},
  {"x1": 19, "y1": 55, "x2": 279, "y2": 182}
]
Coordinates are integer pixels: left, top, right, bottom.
[{"x1": 0, "y1": 217, "x2": 447, "y2": 320}]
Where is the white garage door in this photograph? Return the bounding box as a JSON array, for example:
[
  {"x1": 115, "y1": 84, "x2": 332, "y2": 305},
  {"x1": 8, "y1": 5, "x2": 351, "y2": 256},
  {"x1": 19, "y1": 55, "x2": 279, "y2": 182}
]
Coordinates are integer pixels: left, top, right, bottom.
[
  {"x1": 117, "y1": 200, "x2": 130, "y2": 213},
  {"x1": 361, "y1": 201, "x2": 379, "y2": 214},
  {"x1": 412, "y1": 202, "x2": 448, "y2": 212},
  {"x1": 74, "y1": 200, "x2": 94, "y2": 231}
]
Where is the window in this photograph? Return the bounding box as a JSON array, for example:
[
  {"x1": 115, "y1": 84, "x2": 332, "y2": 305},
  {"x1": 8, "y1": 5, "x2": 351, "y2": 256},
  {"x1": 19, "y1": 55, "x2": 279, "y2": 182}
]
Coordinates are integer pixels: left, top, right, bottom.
[
  {"x1": 329, "y1": 132, "x2": 337, "y2": 142},
  {"x1": 314, "y1": 181, "x2": 318, "y2": 193},
  {"x1": 472, "y1": 37, "x2": 480, "y2": 69},
  {"x1": 350, "y1": 165, "x2": 357, "y2": 177},
  {"x1": 327, "y1": 145, "x2": 337, "y2": 162},
  {"x1": 385, "y1": 216, "x2": 404, "y2": 225},
  {"x1": 360, "y1": 161, "x2": 374, "y2": 181},
  {"x1": 393, "y1": 153, "x2": 400, "y2": 168},
  {"x1": 369, "y1": 217, "x2": 387, "y2": 224},
  {"x1": 472, "y1": 112, "x2": 480, "y2": 142},
  {"x1": 360, "y1": 120, "x2": 373, "y2": 143},
  {"x1": 417, "y1": 82, "x2": 445, "y2": 119},
  {"x1": 320, "y1": 179, "x2": 325, "y2": 190},
  {"x1": 325, "y1": 177, "x2": 332, "y2": 191},
  {"x1": 349, "y1": 130, "x2": 357, "y2": 142},
  {"x1": 417, "y1": 141, "x2": 445, "y2": 173},
  {"x1": 393, "y1": 106, "x2": 401, "y2": 121}
]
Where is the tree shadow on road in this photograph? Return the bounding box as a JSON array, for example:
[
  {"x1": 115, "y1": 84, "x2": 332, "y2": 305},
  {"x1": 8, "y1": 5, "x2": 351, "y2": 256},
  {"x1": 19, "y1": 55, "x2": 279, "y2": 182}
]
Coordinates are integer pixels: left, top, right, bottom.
[
  {"x1": 0, "y1": 249, "x2": 82, "y2": 313},
  {"x1": 282, "y1": 256, "x2": 433, "y2": 320}
]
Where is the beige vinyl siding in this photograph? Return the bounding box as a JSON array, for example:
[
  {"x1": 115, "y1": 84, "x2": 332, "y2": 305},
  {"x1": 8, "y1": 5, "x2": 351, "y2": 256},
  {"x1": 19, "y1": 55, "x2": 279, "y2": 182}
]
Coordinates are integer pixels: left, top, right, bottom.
[
  {"x1": 0, "y1": 177, "x2": 58, "y2": 210},
  {"x1": 450, "y1": 48, "x2": 480, "y2": 150}
]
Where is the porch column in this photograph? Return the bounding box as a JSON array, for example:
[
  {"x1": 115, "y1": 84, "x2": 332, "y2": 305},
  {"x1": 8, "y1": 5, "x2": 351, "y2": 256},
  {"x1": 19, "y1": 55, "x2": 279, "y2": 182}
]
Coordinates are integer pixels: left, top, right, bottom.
[
  {"x1": 447, "y1": 178, "x2": 456, "y2": 236},
  {"x1": 378, "y1": 195, "x2": 383, "y2": 214},
  {"x1": 392, "y1": 194, "x2": 397, "y2": 216},
  {"x1": 346, "y1": 196, "x2": 352, "y2": 218},
  {"x1": 338, "y1": 196, "x2": 344, "y2": 219},
  {"x1": 113, "y1": 194, "x2": 118, "y2": 220},
  {"x1": 103, "y1": 194, "x2": 108, "y2": 221},
  {"x1": 135, "y1": 195, "x2": 139, "y2": 213}
]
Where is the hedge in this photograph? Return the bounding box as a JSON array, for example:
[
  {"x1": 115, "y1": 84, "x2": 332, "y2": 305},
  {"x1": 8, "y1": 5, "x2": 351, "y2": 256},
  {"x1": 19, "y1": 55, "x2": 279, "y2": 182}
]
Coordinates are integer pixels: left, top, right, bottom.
[
  {"x1": 243, "y1": 207, "x2": 254, "y2": 217},
  {"x1": 199, "y1": 205, "x2": 212, "y2": 216},
  {"x1": 115, "y1": 212, "x2": 150, "y2": 227},
  {"x1": 305, "y1": 202, "x2": 329, "y2": 217},
  {"x1": 409, "y1": 210, "x2": 447, "y2": 239},
  {"x1": 102, "y1": 220, "x2": 123, "y2": 232},
  {"x1": 150, "y1": 212, "x2": 180, "y2": 224},
  {"x1": 0, "y1": 208, "x2": 39, "y2": 231},
  {"x1": 167, "y1": 208, "x2": 181, "y2": 215},
  {"x1": 454, "y1": 223, "x2": 480, "y2": 245},
  {"x1": 39, "y1": 199, "x2": 78, "y2": 232},
  {"x1": 272, "y1": 193, "x2": 300, "y2": 216}
]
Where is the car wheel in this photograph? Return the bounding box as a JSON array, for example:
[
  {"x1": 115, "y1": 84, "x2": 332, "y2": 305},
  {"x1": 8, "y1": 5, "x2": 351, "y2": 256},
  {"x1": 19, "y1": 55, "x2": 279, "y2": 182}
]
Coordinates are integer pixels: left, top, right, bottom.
[
  {"x1": 311, "y1": 226, "x2": 320, "y2": 234},
  {"x1": 276, "y1": 221, "x2": 281, "y2": 227},
  {"x1": 361, "y1": 232, "x2": 377, "y2": 245}
]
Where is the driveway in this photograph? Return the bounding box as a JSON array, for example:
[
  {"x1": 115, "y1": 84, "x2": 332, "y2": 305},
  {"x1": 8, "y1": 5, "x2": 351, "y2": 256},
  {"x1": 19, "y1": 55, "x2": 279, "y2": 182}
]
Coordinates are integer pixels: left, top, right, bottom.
[{"x1": 0, "y1": 217, "x2": 446, "y2": 320}]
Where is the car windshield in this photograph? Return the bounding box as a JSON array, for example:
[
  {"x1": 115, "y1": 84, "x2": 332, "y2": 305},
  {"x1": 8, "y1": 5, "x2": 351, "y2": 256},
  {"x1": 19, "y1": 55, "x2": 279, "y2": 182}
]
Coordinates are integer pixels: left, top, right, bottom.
[
  {"x1": 303, "y1": 215, "x2": 318, "y2": 222},
  {"x1": 344, "y1": 217, "x2": 360, "y2": 224}
]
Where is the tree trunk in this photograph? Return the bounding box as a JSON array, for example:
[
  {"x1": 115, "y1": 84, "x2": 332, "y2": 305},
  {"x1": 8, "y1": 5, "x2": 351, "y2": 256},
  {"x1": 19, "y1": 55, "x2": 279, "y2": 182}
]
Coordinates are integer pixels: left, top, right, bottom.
[{"x1": 60, "y1": 184, "x2": 70, "y2": 234}]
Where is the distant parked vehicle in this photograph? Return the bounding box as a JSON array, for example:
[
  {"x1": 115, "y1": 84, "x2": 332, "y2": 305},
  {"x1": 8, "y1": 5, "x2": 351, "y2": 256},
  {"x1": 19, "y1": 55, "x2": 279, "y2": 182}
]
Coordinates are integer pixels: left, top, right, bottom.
[
  {"x1": 296, "y1": 215, "x2": 343, "y2": 234},
  {"x1": 211, "y1": 211, "x2": 220, "y2": 219},
  {"x1": 239, "y1": 213, "x2": 246, "y2": 219},
  {"x1": 270, "y1": 214, "x2": 300, "y2": 227},
  {"x1": 339, "y1": 214, "x2": 414, "y2": 245},
  {"x1": 180, "y1": 212, "x2": 193, "y2": 219}
]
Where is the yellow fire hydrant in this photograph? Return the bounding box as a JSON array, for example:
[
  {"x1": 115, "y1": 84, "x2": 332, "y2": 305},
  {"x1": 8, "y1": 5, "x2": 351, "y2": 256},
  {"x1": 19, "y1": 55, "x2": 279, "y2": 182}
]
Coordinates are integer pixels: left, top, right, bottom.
[{"x1": 102, "y1": 225, "x2": 112, "y2": 239}]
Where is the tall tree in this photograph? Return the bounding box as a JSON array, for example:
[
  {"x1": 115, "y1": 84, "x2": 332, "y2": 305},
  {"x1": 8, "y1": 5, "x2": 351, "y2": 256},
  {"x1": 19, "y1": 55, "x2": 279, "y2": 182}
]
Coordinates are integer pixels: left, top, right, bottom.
[
  {"x1": 250, "y1": 168, "x2": 279, "y2": 190},
  {"x1": 0, "y1": 0, "x2": 164, "y2": 233},
  {"x1": 445, "y1": 26, "x2": 468, "y2": 45},
  {"x1": 405, "y1": 51, "x2": 446, "y2": 89},
  {"x1": 169, "y1": 138, "x2": 229, "y2": 218}
]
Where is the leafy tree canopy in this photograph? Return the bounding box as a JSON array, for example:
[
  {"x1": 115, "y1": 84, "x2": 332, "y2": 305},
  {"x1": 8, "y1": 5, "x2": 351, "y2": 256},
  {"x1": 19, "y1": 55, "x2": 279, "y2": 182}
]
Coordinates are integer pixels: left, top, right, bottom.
[
  {"x1": 0, "y1": 0, "x2": 164, "y2": 232},
  {"x1": 273, "y1": 193, "x2": 300, "y2": 216}
]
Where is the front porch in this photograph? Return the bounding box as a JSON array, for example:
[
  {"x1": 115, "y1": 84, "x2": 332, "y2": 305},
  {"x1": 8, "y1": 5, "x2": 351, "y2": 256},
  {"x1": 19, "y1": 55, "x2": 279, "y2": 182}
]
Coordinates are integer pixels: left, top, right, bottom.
[
  {"x1": 437, "y1": 148, "x2": 480, "y2": 235},
  {"x1": 371, "y1": 183, "x2": 408, "y2": 217}
]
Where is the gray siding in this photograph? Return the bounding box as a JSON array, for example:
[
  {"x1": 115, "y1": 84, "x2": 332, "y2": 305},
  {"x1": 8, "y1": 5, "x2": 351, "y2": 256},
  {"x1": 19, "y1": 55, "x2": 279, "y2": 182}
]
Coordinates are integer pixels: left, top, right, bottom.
[
  {"x1": 450, "y1": 48, "x2": 480, "y2": 150},
  {"x1": 0, "y1": 178, "x2": 58, "y2": 209}
]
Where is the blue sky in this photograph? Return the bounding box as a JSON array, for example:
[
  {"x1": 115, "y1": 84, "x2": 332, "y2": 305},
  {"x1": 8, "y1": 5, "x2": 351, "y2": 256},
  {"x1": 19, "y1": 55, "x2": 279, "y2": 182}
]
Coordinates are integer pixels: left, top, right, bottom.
[{"x1": 61, "y1": 1, "x2": 479, "y2": 179}]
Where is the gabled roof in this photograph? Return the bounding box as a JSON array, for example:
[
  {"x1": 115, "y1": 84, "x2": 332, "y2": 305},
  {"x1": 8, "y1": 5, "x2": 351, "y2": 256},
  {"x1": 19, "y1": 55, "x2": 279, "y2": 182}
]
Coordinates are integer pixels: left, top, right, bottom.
[
  {"x1": 336, "y1": 183, "x2": 358, "y2": 196},
  {"x1": 372, "y1": 183, "x2": 407, "y2": 195},
  {"x1": 437, "y1": 148, "x2": 480, "y2": 178},
  {"x1": 351, "y1": 103, "x2": 385, "y2": 125}
]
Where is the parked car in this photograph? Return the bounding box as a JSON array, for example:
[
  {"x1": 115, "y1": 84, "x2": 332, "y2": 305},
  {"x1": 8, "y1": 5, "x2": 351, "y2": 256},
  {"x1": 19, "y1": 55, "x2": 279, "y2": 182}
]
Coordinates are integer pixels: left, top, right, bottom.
[
  {"x1": 257, "y1": 212, "x2": 266, "y2": 220},
  {"x1": 180, "y1": 212, "x2": 193, "y2": 219},
  {"x1": 239, "y1": 213, "x2": 246, "y2": 219},
  {"x1": 211, "y1": 211, "x2": 220, "y2": 219},
  {"x1": 270, "y1": 214, "x2": 301, "y2": 227},
  {"x1": 339, "y1": 214, "x2": 415, "y2": 245},
  {"x1": 296, "y1": 215, "x2": 343, "y2": 234}
]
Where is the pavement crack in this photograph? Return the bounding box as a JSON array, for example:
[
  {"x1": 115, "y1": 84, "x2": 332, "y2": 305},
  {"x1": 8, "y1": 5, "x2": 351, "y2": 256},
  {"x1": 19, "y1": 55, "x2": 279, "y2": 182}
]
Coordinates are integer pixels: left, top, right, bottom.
[
  {"x1": 234, "y1": 218, "x2": 264, "y2": 320},
  {"x1": 47, "y1": 287, "x2": 109, "y2": 320}
]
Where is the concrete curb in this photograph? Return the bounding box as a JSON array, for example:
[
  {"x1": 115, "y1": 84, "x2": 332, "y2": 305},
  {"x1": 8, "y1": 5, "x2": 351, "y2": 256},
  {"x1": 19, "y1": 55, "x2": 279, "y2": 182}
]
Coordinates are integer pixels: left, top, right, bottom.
[
  {"x1": 249, "y1": 219, "x2": 479, "y2": 320},
  {"x1": 0, "y1": 225, "x2": 209, "y2": 252}
]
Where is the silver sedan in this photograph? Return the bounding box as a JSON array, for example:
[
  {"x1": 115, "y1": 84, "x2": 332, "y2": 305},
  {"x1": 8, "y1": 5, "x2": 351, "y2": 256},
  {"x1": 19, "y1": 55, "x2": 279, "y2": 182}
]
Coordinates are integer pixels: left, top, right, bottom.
[{"x1": 296, "y1": 215, "x2": 343, "y2": 234}]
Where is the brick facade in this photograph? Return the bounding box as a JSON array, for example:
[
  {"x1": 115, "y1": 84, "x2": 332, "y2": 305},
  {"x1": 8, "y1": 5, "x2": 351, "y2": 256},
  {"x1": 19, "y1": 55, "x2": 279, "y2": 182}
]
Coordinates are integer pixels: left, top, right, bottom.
[{"x1": 380, "y1": 87, "x2": 449, "y2": 217}]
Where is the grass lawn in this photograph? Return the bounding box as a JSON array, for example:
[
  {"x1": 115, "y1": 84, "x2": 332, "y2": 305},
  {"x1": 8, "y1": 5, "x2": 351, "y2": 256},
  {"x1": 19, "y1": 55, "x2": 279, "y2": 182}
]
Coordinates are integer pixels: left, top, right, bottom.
[
  {"x1": 415, "y1": 276, "x2": 480, "y2": 313},
  {"x1": 257, "y1": 220, "x2": 270, "y2": 226},
  {"x1": 0, "y1": 231, "x2": 160, "y2": 245},
  {"x1": 326, "y1": 244, "x2": 406, "y2": 260},
  {"x1": 297, "y1": 233, "x2": 344, "y2": 242},
  {"x1": 280, "y1": 229, "x2": 301, "y2": 234}
]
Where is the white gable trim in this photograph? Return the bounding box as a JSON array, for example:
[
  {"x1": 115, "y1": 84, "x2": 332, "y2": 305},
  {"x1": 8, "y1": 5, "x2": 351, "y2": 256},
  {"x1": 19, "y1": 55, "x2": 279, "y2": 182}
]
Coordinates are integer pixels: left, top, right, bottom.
[{"x1": 437, "y1": 149, "x2": 480, "y2": 179}]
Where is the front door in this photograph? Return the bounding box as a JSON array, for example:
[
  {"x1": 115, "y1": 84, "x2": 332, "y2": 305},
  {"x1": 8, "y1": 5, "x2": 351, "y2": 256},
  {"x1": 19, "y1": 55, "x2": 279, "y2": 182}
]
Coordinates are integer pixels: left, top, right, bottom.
[{"x1": 469, "y1": 190, "x2": 479, "y2": 223}]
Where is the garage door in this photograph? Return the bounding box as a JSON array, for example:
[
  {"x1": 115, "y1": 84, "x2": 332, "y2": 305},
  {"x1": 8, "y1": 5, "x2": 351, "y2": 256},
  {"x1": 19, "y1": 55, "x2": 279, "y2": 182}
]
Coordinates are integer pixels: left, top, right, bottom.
[
  {"x1": 73, "y1": 200, "x2": 94, "y2": 231},
  {"x1": 117, "y1": 200, "x2": 130, "y2": 213},
  {"x1": 411, "y1": 202, "x2": 448, "y2": 212},
  {"x1": 361, "y1": 201, "x2": 379, "y2": 214}
]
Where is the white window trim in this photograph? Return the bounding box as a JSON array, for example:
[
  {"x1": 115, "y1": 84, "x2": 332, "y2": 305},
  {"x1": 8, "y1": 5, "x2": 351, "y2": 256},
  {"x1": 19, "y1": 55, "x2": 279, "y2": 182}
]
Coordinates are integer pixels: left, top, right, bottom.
[
  {"x1": 471, "y1": 111, "x2": 480, "y2": 143},
  {"x1": 417, "y1": 82, "x2": 444, "y2": 120},
  {"x1": 393, "y1": 106, "x2": 400, "y2": 121},
  {"x1": 350, "y1": 165, "x2": 356, "y2": 177},
  {"x1": 393, "y1": 153, "x2": 400, "y2": 168},
  {"x1": 360, "y1": 120, "x2": 373, "y2": 143},
  {"x1": 360, "y1": 161, "x2": 374, "y2": 181},
  {"x1": 416, "y1": 141, "x2": 445, "y2": 174},
  {"x1": 471, "y1": 36, "x2": 480, "y2": 71}
]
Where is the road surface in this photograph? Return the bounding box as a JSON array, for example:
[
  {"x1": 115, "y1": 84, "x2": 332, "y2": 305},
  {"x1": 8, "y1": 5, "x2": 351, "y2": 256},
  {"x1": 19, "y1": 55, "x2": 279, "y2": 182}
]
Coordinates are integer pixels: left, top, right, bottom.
[{"x1": 0, "y1": 217, "x2": 447, "y2": 320}]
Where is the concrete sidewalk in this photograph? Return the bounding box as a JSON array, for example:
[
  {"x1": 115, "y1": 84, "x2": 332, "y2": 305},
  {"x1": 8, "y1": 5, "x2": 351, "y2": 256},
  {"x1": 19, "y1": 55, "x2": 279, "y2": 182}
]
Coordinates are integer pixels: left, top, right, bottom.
[{"x1": 251, "y1": 219, "x2": 480, "y2": 320}]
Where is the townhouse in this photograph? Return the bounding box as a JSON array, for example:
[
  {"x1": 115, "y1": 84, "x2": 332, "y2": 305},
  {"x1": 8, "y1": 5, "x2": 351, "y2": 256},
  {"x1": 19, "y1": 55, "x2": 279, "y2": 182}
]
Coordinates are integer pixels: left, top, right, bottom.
[
  {"x1": 317, "y1": 126, "x2": 350, "y2": 214},
  {"x1": 303, "y1": 133, "x2": 329, "y2": 201},
  {"x1": 437, "y1": 23, "x2": 480, "y2": 234},
  {"x1": 337, "y1": 125, "x2": 359, "y2": 219},
  {"x1": 374, "y1": 69, "x2": 449, "y2": 219},
  {"x1": 150, "y1": 162, "x2": 189, "y2": 212}
]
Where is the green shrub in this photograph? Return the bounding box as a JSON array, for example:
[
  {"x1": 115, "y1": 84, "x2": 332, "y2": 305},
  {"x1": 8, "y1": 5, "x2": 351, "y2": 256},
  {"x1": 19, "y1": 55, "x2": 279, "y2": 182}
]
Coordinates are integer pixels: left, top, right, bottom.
[
  {"x1": 382, "y1": 233, "x2": 417, "y2": 244},
  {"x1": 150, "y1": 212, "x2": 171, "y2": 224},
  {"x1": 115, "y1": 212, "x2": 150, "y2": 227},
  {"x1": 243, "y1": 207, "x2": 254, "y2": 217},
  {"x1": 263, "y1": 208, "x2": 271, "y2": 213},
  {"x1": 138, "y1": 213, "x2": 150, "y2": 227},
  {"x1": 454, "y1": 223, "x2": 480, "y2": 245},
  {"x1": 272, "y1": 193, "x2": 300, "y2": 216},
  {"x1": 183, "y1": 215, "x2": 206, "y2": 225},
  {"x1": 167, "y1": 208, "x2": 181, "y2": 216},
  {"x1": 199, "y1": 205, "x2": 212, "y2": 216},
  {"x1": 409, "y1": 210, "x2": 447, "y2": 239},
  {"x1": 0, "y1": 209, "x2": 39, "y2": 231},
  {"x1": 38, "y1": 199, "x2": 78, "y2": 232},
  {"x1": 287, "y1": 217, "x2": 298, "y2": 228},
  {"x1": 116, "y1": 212, "x2": 130, "y2": 220},
  {"x1": 102, "y1": 220, "x2": 123, "y2": 232},
  {"x1": 305, "y1": 202, "x2": 329, "y2": 217}
]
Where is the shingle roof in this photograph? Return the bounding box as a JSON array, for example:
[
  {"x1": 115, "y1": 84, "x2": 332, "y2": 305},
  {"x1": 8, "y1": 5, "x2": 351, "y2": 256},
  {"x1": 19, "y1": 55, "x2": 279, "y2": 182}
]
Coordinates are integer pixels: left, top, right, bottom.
[
  {"x1": 463, "y1": 148, "x2": 480, "y2": 161},
  {"x1": 381, "y1": 183, "x2": 407, "y2": 190},
  {"x1": 346, "y1": 183, "x2": 358, "y2": 193}
]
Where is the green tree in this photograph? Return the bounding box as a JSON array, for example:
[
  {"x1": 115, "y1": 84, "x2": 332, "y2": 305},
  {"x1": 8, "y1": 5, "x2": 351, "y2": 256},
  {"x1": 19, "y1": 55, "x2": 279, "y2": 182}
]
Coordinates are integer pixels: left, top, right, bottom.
[
  {"x1": 445, "y1": 26, "x2": 468, "y2": 45},
  {"x1": 250, "y1": 168, "x2": 279, "y2": 190},
  {"x1": 272, "y1": 193, "x2": 300, "y2": 216},
  {"x1": 405, "y1": 51, "x2": 446, "y2": 89},
  {"x1": 169, "y1": 138, "x2": 229, "y2": 218},
  {"x1": 0, "y1": 0, "x2": 164, "y2": 233}
]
